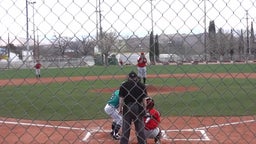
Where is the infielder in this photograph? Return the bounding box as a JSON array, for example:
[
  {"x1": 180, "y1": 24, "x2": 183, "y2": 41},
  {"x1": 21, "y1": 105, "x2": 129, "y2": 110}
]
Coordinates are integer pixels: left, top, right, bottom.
[
  {"x1": 144, "y1": 97, "x2": 162, "y2": 144},
  {"x1": 104, "y1": 89, "x2": 122, "y2": 140},
  {"x1": 34, "y1": 60, "x2": 42, "y2": 78},
  {"x1": 137, "y1": 52, "x2": 147, "y2": 84}
]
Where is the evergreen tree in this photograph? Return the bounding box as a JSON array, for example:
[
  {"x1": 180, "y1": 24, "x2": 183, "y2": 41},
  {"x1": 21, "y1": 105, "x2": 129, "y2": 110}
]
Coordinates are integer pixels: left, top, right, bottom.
[
  {"x1": 208, "y1": 21, "x2": 217, "y2": 61},
  {"x1": 238, "y1": 29, "x2": 244, "y2": 59},
  {"x1": 149, "y1": 31, "x2": 155, "y2": 64},
  {"x1": 155, "y1": 34, "x2": 159, "y2": 62},
  {"x1": 250, "y1": 22, "x2": 255, "y2": 55},
  {"x1": 229, "y1": 29, "x2": 235, "y2": 61}
]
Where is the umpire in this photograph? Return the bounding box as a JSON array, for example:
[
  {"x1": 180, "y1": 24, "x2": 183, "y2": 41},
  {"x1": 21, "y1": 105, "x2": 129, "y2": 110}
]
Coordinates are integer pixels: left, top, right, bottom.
[{"x1": 118, "y1": 71, "x2": 148, "y2": 144}]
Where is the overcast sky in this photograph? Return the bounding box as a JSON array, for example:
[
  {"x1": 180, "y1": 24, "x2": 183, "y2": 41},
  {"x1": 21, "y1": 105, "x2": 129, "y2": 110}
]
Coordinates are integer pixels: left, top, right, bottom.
[{"x1": 0, "y1": 0, "x2": 255, "y2": 43}]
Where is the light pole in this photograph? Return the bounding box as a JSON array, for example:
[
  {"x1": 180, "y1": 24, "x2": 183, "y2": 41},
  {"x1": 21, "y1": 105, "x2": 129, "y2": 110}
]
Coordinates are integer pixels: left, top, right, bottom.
[
  {"x1": 168, "y1": 41, "x2": 172, "y2": 62},
  {"x1": 98, "y1": 0, "x2": 104, "y2": 64},
  {"x1": 28, "y1": 1, "x2": 36, "y2": 60},
  {"x1": 150, "y1": 0, "x2": 154, "y2": 34},
  {"x1": 203, "y1": 0, "x2": 207, "y2": 62},
  {"x1": 241, "y1": 10, "x2": 254, "y2": 59},
  {"x1": 96, "y1": 0, "x2": 98, "y2": 52},
  {"x1": 149, "y1": 0, "x2": 155, "y2": 63},
  {"x1": 98, "y1": 0, "x2": 103, "y2": 45},
  {"x1": 246, "y1": 10, "x2": 250, "y2": 56},
  {"x1": 168, "y1": 41, "x2": 172, "y2": 54},
  {"x1": 25, "y1": 0, "x2": 29, "y2": 62}
]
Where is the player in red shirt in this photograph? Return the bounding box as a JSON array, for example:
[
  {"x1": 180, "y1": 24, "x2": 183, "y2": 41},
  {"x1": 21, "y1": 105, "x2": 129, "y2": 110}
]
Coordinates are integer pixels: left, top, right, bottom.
[
  {"x1": 144, "y1": 97, "x2": 161, "y2": 144},
  {"x1": 137, "y1": 52, "x2": 147, "y2": 84},
  {"x1": 34, "y1": 60, "x2": 42, "y2": 78},
  {"x1": 119, "y1": 58, "x2": 123, "y2": 69}
]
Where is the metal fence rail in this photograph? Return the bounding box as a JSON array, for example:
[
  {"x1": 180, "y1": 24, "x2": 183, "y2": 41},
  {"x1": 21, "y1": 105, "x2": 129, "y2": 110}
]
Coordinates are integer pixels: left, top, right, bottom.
[{"x1": 0, "y1": 0, "x2": 256, "y2": 143}]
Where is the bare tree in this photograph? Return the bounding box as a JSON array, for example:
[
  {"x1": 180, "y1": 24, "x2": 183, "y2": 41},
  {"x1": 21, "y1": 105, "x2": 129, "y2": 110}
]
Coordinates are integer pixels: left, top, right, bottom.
[
  {"x1": 6, "y1": 43, "x2": 18, "y2": 55},
  {"x1": 100, "y1": 32, "x2": 118, "y2": 66},
  {"x1": 250, "y1": 22, "x2": 255, "y2": 56},
  {"x1": 217, "y1": 28, "x2": 227, "y2": 61},
  {"x1": 53, "y1": 35, "x2": 71, "y2": 58},
  {"x1": 68, "y1": 41, "x2": 79, "y2": 57},
  {"x1": 77, "y1": 36, "x2": 96, "y2": 56},
  {"x1": 238, "y1": 29, "x2": 245, "y2": 60}
]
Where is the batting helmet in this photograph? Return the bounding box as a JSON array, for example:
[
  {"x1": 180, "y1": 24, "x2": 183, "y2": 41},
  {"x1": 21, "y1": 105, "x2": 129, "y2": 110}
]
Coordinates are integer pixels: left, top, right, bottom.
[{"x1": 146, "y1": 97, "x2": 154, "y2": 110}]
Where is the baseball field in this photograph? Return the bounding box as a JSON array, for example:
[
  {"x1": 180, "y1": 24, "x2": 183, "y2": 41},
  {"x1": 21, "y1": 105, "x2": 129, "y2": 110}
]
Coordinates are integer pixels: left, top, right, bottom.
[{"x1": 0, "y1": 63, "x2": 256, "y2": 143}]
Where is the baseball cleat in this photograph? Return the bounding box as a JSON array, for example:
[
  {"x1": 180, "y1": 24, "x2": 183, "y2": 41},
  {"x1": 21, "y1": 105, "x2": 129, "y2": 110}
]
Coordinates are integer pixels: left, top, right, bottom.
[
  {"x1": 112, "y1": 133, "x2": 121, "y2": 140},
  {"x1": 110, "y1": 131, "x2": 114, "y2": 136}
]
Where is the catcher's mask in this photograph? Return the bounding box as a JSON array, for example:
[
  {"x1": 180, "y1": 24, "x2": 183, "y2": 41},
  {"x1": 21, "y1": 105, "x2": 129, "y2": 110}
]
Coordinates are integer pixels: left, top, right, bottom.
[{"x1": 146, "y1": 97, "x2": 154, "y2": 110}]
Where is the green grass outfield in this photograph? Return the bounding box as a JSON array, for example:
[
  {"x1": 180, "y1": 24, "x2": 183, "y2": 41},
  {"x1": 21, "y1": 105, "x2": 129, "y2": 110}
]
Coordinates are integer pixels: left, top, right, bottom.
[{"x1": 0, "y1": 63, "x2": 256, "y2": 120}]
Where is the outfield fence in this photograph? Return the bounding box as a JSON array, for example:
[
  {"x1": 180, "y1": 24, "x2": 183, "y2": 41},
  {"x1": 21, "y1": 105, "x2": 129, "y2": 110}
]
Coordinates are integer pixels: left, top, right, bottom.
[{"x1": 0, "y1": 0, "x2": 256, "y2": 143}]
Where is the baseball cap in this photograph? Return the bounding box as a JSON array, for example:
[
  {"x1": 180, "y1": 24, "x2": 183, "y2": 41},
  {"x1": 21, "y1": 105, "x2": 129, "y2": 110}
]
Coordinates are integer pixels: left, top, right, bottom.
[{"x1": 128, "y1": 71, "x2": 137, "y2": 78}]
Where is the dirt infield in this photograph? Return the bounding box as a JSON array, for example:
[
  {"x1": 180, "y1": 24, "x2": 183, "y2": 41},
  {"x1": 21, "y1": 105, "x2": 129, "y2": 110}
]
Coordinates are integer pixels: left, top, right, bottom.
[
  {"x1": 91, "y1": 85, "x2": 199, "y2": 97},
  {"x1": 1, "y1": 72, "x2": 256, "y2": 86},
  {"x1": 0, "y1": 116, "x2": 255, "y2": 144},
  {"x1": 0, "y1": 73, "x2": 256, "y2": 144}
]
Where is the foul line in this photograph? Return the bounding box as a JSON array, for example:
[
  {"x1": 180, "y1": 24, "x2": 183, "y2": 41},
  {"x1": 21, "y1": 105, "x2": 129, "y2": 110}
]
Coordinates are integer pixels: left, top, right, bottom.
[
  {"x1": 82, "y1": 119, "x2": 256, "y2": 142},
  {"x1": 0, "y1": 120, "x2": 85, "y2": 131},
  {"x1": 1, "y1": 119, "x2": 255, "y2": 142},
  {"x1": 195, "y1": 119, "x2": 256, "y2": 130}
]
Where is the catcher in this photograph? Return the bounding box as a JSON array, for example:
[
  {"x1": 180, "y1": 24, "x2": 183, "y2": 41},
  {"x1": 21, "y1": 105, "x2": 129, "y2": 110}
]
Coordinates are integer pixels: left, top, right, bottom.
[{"x1": 144, "y1": 97, "x2": 162, "y2": 144}]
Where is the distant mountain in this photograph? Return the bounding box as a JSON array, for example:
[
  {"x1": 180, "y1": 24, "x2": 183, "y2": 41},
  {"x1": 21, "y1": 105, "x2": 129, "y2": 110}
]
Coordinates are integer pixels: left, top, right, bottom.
[
  {"x1": 1, "y1": 33, "x2": 206, "y2": 57},
  {"x1": 124, "y1": 33, "x2": 205, "y2": 55}
]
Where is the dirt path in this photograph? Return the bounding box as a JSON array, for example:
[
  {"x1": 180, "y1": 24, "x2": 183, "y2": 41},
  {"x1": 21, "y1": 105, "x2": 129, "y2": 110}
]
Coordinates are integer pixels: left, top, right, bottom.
[{"x1": 1, "y1": 72, "x2": 256, "y2": 86}]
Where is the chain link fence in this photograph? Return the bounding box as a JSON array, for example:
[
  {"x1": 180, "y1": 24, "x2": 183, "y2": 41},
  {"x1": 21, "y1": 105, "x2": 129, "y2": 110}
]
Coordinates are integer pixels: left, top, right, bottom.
[{"x1": 0, "y1": 0, "x2": 256, "y2": 143}]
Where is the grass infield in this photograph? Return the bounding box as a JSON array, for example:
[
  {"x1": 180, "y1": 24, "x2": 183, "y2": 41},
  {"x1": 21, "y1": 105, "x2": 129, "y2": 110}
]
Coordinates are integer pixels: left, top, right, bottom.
[{"x1": 0, "y1": 63, "x2": 255, "y2": 120}]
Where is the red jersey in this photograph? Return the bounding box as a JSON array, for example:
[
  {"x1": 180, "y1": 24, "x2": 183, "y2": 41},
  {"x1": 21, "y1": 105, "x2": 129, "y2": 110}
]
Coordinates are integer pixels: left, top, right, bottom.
[
  {"x1": 144, "y1": 108, "x2": 160, "y2": 130},
  {"x1": 34, "y1": 63, "x2": 41, "y2": 69},
  {"x1": 119, "y1": 59, "x2": 123, "y2": 65},
  {"x1": 137, "y1": 56, "x2": 147, "y2": 67}
]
